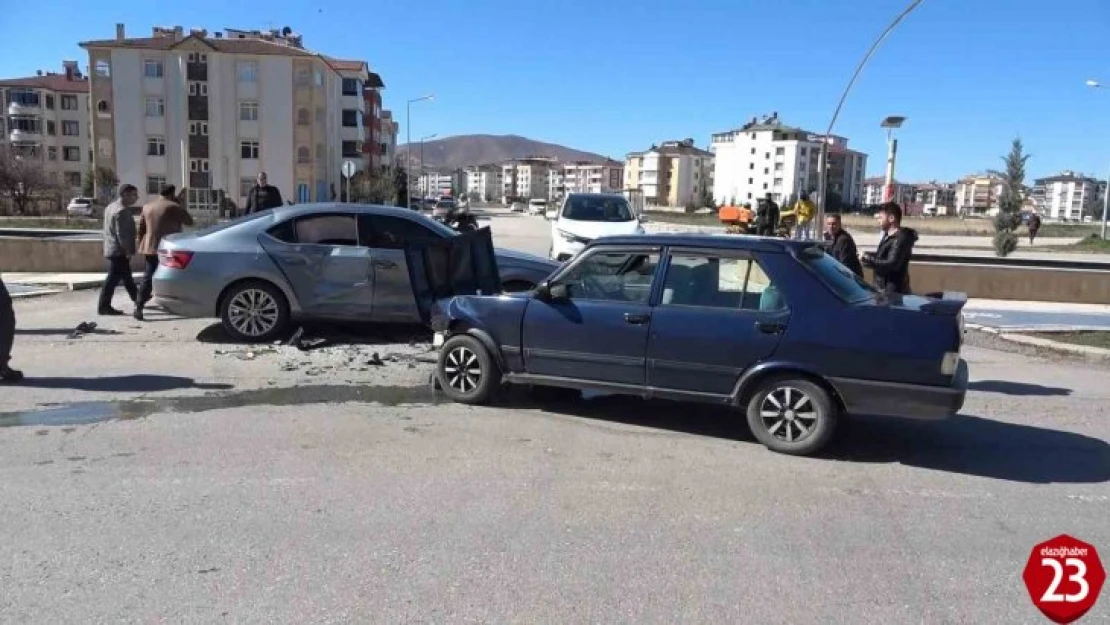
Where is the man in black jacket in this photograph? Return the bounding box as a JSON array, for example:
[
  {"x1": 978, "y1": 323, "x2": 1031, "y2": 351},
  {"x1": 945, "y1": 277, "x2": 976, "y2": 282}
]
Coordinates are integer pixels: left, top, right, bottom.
[
  {"x1": 861, "y1": 202, "x2": 918, "y2": 294},
  {"x1": 823, "y1": 213, "x2": 863, "y2": 277},
  {"x1": 243, "y1": 172, "x2": 284, "y2": 214},
  {"x1": 755, "y1": 193, "x2": 779, "y2": 236}
]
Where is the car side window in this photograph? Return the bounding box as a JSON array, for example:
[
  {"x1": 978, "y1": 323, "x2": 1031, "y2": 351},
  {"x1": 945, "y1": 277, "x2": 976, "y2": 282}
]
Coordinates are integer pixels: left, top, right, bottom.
[
  {"x1": 363, "y1": 215, "x2": 441, "y2": 249},
  {"x1": 743, "y1": 260, "x2": 788, "y2": 312},
  {"x1": 660, "y1": 253, "x2": 787, "y2": 312},
  {"x1": 292, "y1": 214, "x2": 359, "y2": 246},
  {"x1": 559, "y1": 250, "x2": 659, "y2": 304}
]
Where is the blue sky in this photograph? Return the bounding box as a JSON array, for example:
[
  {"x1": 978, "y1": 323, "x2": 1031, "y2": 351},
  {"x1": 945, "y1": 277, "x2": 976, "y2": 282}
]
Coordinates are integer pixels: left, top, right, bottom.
[{"x1": 3, "y1": 0, "x2": 1108, "y2": 182}]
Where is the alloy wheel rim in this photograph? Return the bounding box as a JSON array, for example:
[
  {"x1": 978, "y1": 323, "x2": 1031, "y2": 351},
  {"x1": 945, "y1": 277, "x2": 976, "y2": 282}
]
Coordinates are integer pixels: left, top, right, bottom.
[
  {"x1": 228, "y1": 289, "x2": 279, "y2": 337},
  {"x1": 444, "y1": 346, "x2": 481, "y2": 393},
  {"x1": 759, "y1": 386, "x2": 819, "y2": 443}
]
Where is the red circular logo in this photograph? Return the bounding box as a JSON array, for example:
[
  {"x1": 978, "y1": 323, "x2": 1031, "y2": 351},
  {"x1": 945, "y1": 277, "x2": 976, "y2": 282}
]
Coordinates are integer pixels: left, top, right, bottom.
[{"x1": 1023, "y1": 535, "x2": 1105, "y2": 623}]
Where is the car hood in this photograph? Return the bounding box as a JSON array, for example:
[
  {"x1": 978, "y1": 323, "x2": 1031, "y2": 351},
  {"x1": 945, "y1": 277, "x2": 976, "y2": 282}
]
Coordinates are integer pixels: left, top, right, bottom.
[
  {"x1": 493, "y1": 246, "x2": 559, "y2": 271},
  {"x1": 553, "y1": 218, "x2": 642, "y2": 241}
]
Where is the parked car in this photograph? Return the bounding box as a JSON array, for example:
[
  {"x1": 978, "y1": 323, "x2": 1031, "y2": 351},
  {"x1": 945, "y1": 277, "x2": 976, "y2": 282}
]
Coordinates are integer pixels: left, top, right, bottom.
[
  {"x1": 153, "y1": 203, "x2": 558, "y2": 342},
  {"x1": 549, "y1": 192, "x2": 645, "y2": 261},
  {"x1": 66, "y1": 197, "x2": 96, "y2": 218},
  {"x1": 527, "y1": 198, "x2": 548, "y2": 216},
  {"x1": 432, "y1": 198, "x2": 456, "y2": 222},
  {"x1": 431, "y1": 234, "x2": 968, "y2": 456},
  {"x1": 510, "y1": 201, "x2": 526, "y2": 213}
]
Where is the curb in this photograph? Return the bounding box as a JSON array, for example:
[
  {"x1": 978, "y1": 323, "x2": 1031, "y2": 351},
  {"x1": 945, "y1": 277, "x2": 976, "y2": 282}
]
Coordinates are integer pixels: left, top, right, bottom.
[{"x1": 966, "y1": 324, "x2": 1110, "y2": 356}]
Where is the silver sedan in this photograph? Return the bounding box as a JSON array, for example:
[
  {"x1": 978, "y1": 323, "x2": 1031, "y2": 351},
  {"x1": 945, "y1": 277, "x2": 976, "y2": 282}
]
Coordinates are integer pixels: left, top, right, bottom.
[{"x1": 153, "y1": 203, "x2": 559, "y2": 342}]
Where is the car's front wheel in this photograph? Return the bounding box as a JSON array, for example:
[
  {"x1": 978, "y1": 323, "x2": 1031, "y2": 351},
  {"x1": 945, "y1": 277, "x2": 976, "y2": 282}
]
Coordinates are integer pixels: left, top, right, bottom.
[
  {"x1": 436, "y1": 334, "x2": 501, "y2": 404},
  {"x1": 219, "y1": 280, "x2": 290, "y2": 343},
  {"x1": 745, "y1": 376, "x2": 837, "y2": 456}
]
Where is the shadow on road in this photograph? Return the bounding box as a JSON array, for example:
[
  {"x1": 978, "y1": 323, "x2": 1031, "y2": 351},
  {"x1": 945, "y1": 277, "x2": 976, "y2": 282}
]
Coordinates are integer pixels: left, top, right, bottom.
[
  {"x1": 968, "y1": 380, "x2": 1072, "y2": 396},
  {"x1": 195, "y1": 322, "x2": 431, "y2": 347},
  {"x1": 12, "y1": 375, "x2": 233, "y2": 393},
  {"x1": 510, "y1": 391, "x2": 1109, "y2": 484}
]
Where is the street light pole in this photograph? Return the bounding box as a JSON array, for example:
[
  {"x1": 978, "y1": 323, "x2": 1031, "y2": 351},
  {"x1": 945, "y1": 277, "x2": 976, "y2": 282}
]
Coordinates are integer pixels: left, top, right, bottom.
[
  {"x1": 815, "y1": 0, "x2": 924, "y2": 232},
  {"x1": 1086, "y1": 80, "x2": 1109, "y2": 239},
  {"x1": 880, "y1": 116, "x2": 907, "y2": 203},
  {"x1": 405, "y1": 94, "x2": 434, "y2": 209}
]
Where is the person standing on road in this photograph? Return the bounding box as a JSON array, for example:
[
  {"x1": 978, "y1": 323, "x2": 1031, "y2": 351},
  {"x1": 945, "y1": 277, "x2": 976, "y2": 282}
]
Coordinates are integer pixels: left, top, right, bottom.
[
  {"x1": 756, "y1": 193, "x2": 780, "y2": 236},
  {"x1": 861, "y1": 201, "x2": 918, "y2": 295},
  {"x1": 243, "y1": 172, "x2": 284, "y2": 215},
  {"x1": 1028, "y1": 212, "x2": 1041, "y2": 244},
  {"x1": 823, "y1": 213, "x2": 864, "y2": 278},
  {"x1": 0, "y1": 273, "x2": 22, "y2": 382},
  {"x1": 793, "y1": 192, "x2": 816, "y2": 240},
  {"x1": 98, "y1": 183, "x2": 140, "y2": 316},
  {"x1": 135, "y1": 185, "x2": 194, "y2": 321}
]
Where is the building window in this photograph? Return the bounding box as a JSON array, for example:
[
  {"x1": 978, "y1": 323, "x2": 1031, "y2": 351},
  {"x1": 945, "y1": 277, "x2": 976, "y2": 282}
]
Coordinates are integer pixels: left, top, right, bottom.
[
  {"x1": 47, "y1": 147, "x2": 57, "y2": 161},
  {"x1": 748, "y1": 178, "x2": 753, "y2": 184},
  {"x1": 144, "y1": 59, "x2": 164, "y2": 78},
  {"x1": 189, "y1": 158, "x2": 210, "y2": 172},
  {"x1": 237, "y1": 61, "x2": 258, "y2": 83},
  {"x1": 764, "y1": 168, "x2": 769, "y2": 174},
  {"x1": 45, "y1": 95, "x2": 55, "y2": 109},
  {"x1": 147, "y1": 137, "x2": 166, "y2": 156},
  {"x1": 64, "y1": 172, "x2": 83, "y2": 187},
  {"x1": 95, "y1": 59, "x2": 110, "y2": 76},
  {"x1": 773, "y1": 178, "x2": 783, "y2": 186},
  {"x1": 97, "y1": 100, "x2": 111, "y2": 116},
  {"x1": 62, "y1": 121, "x2": 80, "y2": 136},
  {"x1": 188, "y1": 82, "x2": 209, "y2": 96},
  {"x1": 188, "y1": 122, "x2": 209, "y2": 136},
  {"x1": 765, "y1": 152, "x2": 770, "y2": 159},
  {"x1": 144, "y1": 97, "x2": 164, "y2": 117},
  {"x1": 240, "y1": 140, "x2": 260, "y2": 159},
  {"x1": 46, "y1": 121, "x2": 56, "y2": 136},
  {"x1": 240, "y1": 177, "x2": 255, "y2": 197},
  {"x1": 296, "y1": 108, "x2": 310, "y2": 125},
  {"x1": 342, "y1": 78, "x2": 361, "y2": 96},
  {"x1": 314, "y1": 69, "x2": 323, "y2": 86},
  {"x1": 750, "y1": 148, "x2": 756, "y2": 155},
  {"x1": 297, "y1": 147, "x2": 311, "y2": 163},
  {"x1": 61, "y1": 95, "x2": 78, "y2": 110},
  {"x1": 341, "y1": 110, "x2": 359, "y2": 127},
  {"x1": 63, "y1": 147, "x2": 81, "y2": 162},
  {"x1": 342, "y1": 141, "x2": 361, "y2": 158},
  {"x1": 187, "y1": 52, "x2": 208, "y2": 63},
  {"x1": 239, "y1": 101, "x2": 259, "y2": 121},
  {"x1": 774, "y1": 163, "x2": 783, "y2": 171},
  {"x1": 147, "y1": 175, "x2": 167, "y2": 195},
  {"x1": 775, "y1": 147, "x2": 785, "y2": 156}
]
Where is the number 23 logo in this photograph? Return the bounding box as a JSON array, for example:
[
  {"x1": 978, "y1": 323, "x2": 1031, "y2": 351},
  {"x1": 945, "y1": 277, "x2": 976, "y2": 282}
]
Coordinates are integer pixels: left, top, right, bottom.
[{"x1": 1041, "y1": 558, "x2": 1090, "y2": 603}]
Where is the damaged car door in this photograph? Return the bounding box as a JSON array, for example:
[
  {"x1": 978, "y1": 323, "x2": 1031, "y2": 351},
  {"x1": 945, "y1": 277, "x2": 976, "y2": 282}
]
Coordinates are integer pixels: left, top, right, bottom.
[
  {"x1": 259, "y1": 212, "x2": 373, "y2": 319},
  {"x1": 406, "y1": 226, "x2": 502, "y2": 324}
]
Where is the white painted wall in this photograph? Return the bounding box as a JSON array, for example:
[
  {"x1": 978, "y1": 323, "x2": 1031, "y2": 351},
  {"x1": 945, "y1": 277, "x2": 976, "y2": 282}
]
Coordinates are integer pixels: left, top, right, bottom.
[
  {"x1": 257, "y1": 56, "x2": 293, "y2": 202},
  {"x1": 110, "y1": 48, "x2": 146, "y2": 194}
]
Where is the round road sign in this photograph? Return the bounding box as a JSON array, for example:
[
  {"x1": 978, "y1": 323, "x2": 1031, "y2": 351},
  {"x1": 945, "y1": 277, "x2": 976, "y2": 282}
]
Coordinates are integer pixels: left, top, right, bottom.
[{"x1": 1022, "y1": 534, "x2": 1105, "y2": 623}]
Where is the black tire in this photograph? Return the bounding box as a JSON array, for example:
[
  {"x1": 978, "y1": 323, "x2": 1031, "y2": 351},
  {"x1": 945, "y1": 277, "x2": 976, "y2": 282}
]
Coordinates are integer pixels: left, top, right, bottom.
[
  {"x1": 436, "y1": 334, "x2": 501, "y2": 404},
  {"x1": 219, "y1": 280, "x2": 290, "y2": 343},
  {"x1": 745, "y1": 376, "x2": 837, "y2": 456}
]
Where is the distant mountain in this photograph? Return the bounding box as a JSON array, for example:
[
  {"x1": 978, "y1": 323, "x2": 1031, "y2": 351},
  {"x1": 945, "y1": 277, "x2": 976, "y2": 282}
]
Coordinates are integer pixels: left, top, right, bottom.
[{"x1": 398, "y1": 134, "x2": 614, "y2": 171}]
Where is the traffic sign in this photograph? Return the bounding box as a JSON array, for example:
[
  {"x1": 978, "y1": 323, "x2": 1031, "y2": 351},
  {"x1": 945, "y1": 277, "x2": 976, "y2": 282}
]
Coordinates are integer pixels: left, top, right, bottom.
[
  {"x1": 1023, "y1": 534, "x2": 1105, "y2": 624},
  {"x1": 341, "y1": 160, "x2": 358, "y2": 179}
]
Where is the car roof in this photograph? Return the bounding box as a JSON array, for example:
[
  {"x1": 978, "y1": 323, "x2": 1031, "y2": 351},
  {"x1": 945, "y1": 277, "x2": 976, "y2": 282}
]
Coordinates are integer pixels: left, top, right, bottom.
[
  {"x1": 590, "y1": 232, "x2": 823, "y2": 254},
  {"x1": 271, "y1": 202, "x2": 429, "y2": 221}
]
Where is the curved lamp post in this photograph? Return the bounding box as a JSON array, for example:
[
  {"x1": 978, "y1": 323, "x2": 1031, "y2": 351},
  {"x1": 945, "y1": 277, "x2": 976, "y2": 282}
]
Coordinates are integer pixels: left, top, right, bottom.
[
  {"x1": 1087, "y1": 79, "x2": 1109, "y2": 239},
  {"x1": 815, "y1": 0, "x2": 925, "y2": 233}
]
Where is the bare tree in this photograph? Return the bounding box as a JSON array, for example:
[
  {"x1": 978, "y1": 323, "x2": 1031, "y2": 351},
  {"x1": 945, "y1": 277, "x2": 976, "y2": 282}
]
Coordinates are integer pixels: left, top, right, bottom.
[{"x1": 0, "y1": 148, "x2": 55, "y2": 215}]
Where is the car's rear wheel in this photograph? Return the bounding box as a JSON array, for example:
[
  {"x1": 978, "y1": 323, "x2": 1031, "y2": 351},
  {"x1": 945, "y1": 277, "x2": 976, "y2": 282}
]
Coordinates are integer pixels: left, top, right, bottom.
[
  {"x1": 436, "y1": 335, "x2": 500, "y2": 404},
  {"x1": 745, "y1": 376, "x2": 837, "y2": 456},
  {"x1": 219, "y1": 280, "x2": 290, "y2": 343}
]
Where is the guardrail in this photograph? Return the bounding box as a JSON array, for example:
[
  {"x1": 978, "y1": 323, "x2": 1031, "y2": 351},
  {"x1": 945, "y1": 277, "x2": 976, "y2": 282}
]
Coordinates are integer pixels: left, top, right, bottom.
[{"x1": 912, "y1": 253, "x2": 1110, "y2": 271}]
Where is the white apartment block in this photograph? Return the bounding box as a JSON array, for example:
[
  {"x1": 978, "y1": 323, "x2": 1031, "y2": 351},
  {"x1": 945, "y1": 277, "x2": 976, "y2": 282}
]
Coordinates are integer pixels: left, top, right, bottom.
[
  {"x1": 0, "y1": 62, "x2": 91, "y2": 196},
  {"x1": 624, "y1": 139, "x2": 712, "y2": 207},
  {"x1": 862, "y1": 177, "x2": 916, "y2": 207},
  {"x1": 710, "y1": 113, "x2": 866, "y2": 207},
  {"x1": 1032, "y1": 171, "x2": 1101, "y2": 221},
  {"x1": 465, "y1": 165, "x2": 501, "y2": 201},
  {"x1": 80, "y1": 24, "x2": 374, "y2": 210},
  {"x1": 954, "y1": 174, "x2": 1004, "y2": 216},
  {"x1": 501, "y1": 157, "x2": 556, "y2": 202},
  {"x1": 417, "y1": 171, "x2": 453, "y2": 197},
  {"x1": 558, "y1": 160, "x2": 624, "y2": 195}
]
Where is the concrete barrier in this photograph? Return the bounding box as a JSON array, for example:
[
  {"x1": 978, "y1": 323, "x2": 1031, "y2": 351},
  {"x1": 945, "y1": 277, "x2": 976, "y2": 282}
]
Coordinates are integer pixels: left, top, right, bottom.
[
  {"x1": 0, "y1": 236, "x2": 144, "y2": 273},
  {"x1": 864, "y1": 260, "x2": 1110, "y2": 305}
]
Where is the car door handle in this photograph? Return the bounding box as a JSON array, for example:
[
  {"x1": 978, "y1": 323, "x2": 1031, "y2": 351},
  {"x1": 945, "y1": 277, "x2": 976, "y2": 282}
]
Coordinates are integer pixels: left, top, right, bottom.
[
  {"x1": 755, "y1": 321, "x2": 786, "y2": 334},
  {"x1": 624, "y1": 313, "x2": 651, "y2": 325},
  {"x1": 373, "y1": 259, "x2": 397, "y2": 269}
]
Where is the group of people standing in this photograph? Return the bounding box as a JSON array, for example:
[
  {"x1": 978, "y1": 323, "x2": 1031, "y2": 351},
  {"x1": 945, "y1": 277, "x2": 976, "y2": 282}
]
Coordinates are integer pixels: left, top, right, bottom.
[{"x1": 824, "y1": 201, "x2": 918, "y2": 295}]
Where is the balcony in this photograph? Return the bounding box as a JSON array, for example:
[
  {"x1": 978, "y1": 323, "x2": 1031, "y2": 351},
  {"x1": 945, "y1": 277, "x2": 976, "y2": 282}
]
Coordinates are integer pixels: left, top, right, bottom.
[
  {"x1": 8, "y1": 102, "x2": 39, "y2": 116},
  {"x1": 9, "y1": 128, "x2": 42, "y2": 142}
]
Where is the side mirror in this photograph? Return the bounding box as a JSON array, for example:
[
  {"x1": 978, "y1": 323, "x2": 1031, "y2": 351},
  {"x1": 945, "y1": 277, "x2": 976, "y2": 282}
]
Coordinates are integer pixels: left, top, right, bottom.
[{"x1": 534, "y1": 282, "x2": 568, "y2": 301}]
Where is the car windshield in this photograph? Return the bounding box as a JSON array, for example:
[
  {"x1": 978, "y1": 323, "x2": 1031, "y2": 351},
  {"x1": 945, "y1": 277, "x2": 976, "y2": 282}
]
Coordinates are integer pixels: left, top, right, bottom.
[
  {"x1": 561, "y1": 195, "x2": 633, "y2": 222},
  {"x1": 797, "y1": 247, "x2": 876, "y2": 303}
]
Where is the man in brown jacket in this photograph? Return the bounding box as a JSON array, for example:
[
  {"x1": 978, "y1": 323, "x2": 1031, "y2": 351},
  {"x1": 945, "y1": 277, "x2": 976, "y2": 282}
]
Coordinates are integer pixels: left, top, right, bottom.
[{"x1": 135, "y1": 185, "x2": 194, "y2": 320}]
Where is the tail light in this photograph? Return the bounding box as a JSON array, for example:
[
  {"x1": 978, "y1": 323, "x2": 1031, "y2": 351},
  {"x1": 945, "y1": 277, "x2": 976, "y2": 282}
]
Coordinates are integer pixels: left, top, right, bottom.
[{"x1": 158, "y1": 250, "x2": 194, "y2": 270}]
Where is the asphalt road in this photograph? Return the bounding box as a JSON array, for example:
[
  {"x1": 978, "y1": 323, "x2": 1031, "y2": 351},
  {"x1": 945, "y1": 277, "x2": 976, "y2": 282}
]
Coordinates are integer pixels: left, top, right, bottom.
[{"x1": 1, "y1": 211, "x2": 1108, "y2": 623}]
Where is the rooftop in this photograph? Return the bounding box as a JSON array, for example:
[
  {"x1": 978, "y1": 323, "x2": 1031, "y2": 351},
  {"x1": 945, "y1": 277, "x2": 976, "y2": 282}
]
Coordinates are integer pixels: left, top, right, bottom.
[
  {"x1": 629, "y1": 138, "x2": 714, "y2": 158},
  {"x1": 1034, "y1": 171, "x2": 1099, "y2": 184},
  {"x1": 0, "y1": 62, "x2": 88, "y2": 94}
]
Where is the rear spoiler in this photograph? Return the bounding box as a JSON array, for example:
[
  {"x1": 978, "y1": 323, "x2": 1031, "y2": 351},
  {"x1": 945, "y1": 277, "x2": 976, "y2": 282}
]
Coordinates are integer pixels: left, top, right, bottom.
[{"x1": 919, "y1": 291, "x2": 968, "y2": 316}]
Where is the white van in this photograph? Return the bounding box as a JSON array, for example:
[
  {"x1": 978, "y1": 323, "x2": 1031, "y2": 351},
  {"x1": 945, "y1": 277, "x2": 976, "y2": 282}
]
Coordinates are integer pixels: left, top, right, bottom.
[
  {"x1": 549, "y1": 192, "x2": 644, "y2": 261},
  {"x1": 527, "y1": 198, "x2": 548, "y2": 215}
]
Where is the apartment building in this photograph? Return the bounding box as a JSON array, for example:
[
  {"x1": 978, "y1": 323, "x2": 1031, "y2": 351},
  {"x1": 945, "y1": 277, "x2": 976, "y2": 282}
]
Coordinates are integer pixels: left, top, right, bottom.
[
  {"x1": 79, "y1": 24, "x2": 376, "y2": 210},
  {"x1": 862, "y1": 177, "x2": 916, "y2": 207},
  {"x1": 558, "y1": 160, "x2": 624, "y2": 196},
  {"x1": 354, "y1": 67, "x2": 385, "y2": 170},
  {"x1": 379, "y1": 110, "x2": 398, "y2": 168},
  {"x1": 501, "y1": 156, "x2": 557, "y2": 202},
  {"x1": 1031, "y1": 171, "x2": 1101, "y2": 221},
  {"x1": 954, "y1": 174, "x2": 1004, "y2": 216},
  {"x1": 465, "y1": 164, "x2": 501, "y2": 201},
  {"x1": 0, "y1": 61, "x2": 91, "y2": 195},
  {"x1": 710, "y1": 113, "x2": 866, "y2": 207},
  {"x1": 624, "y1": 139, "x2": 712, "y2": 208},
  {"x1": 912, "y1": 182, "x2": 956, "y2": 215},
  {"x1": 417, "y1": 170, "x2": 454, "y2": 197}
]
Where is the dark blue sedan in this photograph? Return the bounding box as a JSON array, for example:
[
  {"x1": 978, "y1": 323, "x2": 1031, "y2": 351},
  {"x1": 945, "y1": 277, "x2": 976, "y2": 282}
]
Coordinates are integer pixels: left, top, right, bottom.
[{"x1": 430, "y1": 234, "x2": 969, "y2": 456}]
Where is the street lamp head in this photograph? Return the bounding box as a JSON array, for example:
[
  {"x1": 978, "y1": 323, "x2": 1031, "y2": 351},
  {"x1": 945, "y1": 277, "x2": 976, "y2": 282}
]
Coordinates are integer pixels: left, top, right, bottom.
[
  {"x1": 880, "y1": 115, "x2": 907, "y2": 129},
  {"x1": 1086, "y1": 79, "x2": 1101, "y2": 88}
]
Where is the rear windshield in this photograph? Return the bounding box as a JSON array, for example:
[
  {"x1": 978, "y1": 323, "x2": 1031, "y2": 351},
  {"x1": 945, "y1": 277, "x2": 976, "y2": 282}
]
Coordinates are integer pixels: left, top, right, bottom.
[
  {"x1": 191, "y1": 209, "x2": 274, "y2": 237},
  {"x1": 561, "y1": 195, "x2": 633, "y2": 222},
  {"x1": 798, "y1": 247, "x2": 876, "y2": 303}
]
